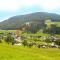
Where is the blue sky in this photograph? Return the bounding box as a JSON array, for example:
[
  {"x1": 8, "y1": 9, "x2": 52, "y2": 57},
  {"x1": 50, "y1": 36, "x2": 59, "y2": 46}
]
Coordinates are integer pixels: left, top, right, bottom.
[{"x1": 0, "y1": 0, "x2": 60, "y2": 21}]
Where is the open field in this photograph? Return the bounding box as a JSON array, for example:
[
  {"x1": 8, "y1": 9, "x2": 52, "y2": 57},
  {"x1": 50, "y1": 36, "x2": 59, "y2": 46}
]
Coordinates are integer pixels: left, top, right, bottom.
[
  {"x1": 45, "y1": 21, "x2": 60, "y2": 27},
  {"x1": 0, "y1": 30, "x2": 16, "y2": 33},
  {"x1": 0, "y1": 44, "x2": 60, "y2": 60}
]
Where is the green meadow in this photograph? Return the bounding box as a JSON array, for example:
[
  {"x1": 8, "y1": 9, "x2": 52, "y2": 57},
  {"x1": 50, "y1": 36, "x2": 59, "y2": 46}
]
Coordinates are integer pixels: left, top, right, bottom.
[{"x1": 0, "y1": 44, "x2": 60, "y2": 60}]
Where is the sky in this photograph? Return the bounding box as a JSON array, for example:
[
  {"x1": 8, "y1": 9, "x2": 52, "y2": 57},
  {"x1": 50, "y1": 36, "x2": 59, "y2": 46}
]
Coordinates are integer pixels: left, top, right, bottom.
[{"x1": 0, "y1": 0, "x2": 60, "y2": 21}]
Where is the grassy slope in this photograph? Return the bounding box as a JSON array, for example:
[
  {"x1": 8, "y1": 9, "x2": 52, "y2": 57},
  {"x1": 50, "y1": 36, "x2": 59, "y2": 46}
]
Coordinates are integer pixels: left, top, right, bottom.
[
  {"x1": 45, "y1": 21, "x2": 60, "y2": 27},
  {"x1": 0, "y1": 44, "x2": 60, "y2": 60},
  {"x1": 54, "y1": 22, "x2": 60, "y2": 27},
  {"x1": 0, "y1": 30, "x2": 16, "y2": 33}
]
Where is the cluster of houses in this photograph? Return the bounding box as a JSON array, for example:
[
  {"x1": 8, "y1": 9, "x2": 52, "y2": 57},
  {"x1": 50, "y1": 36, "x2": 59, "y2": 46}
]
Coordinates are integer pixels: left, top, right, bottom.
[{"x1": 0, "y1": 32, "x2": 60, "y2": 48}]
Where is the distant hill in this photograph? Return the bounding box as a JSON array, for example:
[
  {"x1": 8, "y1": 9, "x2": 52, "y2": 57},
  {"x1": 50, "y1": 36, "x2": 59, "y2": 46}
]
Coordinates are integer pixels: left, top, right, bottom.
[{"x1": 0, "y1": 12, "x2": 60, "y2": 30}]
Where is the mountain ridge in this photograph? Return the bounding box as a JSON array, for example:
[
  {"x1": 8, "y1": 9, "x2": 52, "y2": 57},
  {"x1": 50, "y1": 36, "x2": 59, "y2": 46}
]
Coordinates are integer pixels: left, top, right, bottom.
[{"x1": 0, "y1": 12, "x2": 60, "y2": 30}]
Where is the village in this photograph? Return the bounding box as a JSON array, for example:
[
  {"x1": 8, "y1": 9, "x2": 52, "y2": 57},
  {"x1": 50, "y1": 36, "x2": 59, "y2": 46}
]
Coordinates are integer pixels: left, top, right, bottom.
[{"x1": 0, "y1": 30, "x2": 60, "y2": 49}]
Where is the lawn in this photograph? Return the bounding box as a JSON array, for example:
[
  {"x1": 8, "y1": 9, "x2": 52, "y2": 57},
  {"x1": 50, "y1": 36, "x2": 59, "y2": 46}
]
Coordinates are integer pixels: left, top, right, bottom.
[{"x1": 0, "y1": 44, "x2": 60, "y2": 60}]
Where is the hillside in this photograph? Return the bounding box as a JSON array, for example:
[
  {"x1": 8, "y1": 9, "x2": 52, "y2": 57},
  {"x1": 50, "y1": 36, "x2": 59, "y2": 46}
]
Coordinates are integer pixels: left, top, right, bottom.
[{"x1": 0, "y1": 12, "x2": 60, "y2": 30}]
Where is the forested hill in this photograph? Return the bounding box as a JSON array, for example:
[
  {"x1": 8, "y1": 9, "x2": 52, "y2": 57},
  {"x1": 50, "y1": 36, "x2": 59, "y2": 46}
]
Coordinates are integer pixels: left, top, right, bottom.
[{"x1": 0, "y1": 12, "x2": 60, "y2": 30}]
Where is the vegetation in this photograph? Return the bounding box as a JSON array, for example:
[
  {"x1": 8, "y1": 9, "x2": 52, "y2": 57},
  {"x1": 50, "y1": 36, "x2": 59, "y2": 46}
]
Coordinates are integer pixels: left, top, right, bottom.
[
  {"x1": 0, "y1": 29, "x2": 60, "y2": 60},
  {"x1": 0, "y1": 44, "x2": 60, "y2": 60},
  {"x1": 22, "y1": 40, "x2": 27, "y2": 46},
  {"x1": 4, "y1": 33, "x2": 15, "y2": 45}
]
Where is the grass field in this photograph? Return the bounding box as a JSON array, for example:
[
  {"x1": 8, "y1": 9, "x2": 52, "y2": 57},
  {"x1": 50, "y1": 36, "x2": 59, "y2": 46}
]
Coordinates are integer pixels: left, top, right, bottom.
[
  {"x1": 0, "y1": 44, "x2": 60, "y2": 60},
  {"x1": 45, "y1": 21, "x2": 60, "y2": 27},
  {"x1": 0, "y1": 30, "x2": 16, "y2": 33}
]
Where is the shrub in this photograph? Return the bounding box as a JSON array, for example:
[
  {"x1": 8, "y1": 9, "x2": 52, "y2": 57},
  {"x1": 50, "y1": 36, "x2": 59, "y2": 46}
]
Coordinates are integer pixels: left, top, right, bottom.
[
  {"x1": 27, "y1": 42, "x2": 33, "y2": 48},
  {"x1": 45, "y1": 37, "x2": 52, "y2": 43},
  {"x1": 22, "y1": 40, "x2": 27, "y2": 46},
  {"x1": 5, "y1": 33, "x2": 15, "y2": 45},
  {"x1": 0, "y1": 39, "x2": 2, "y2": 43}
]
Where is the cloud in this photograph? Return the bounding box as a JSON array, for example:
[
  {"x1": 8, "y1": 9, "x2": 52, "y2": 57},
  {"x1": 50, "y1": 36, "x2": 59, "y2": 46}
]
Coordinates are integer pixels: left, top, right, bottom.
[
  {"x1": 0, "y1": 0, "x2": 21, "y2": 11},
  {"x1": 0, "y1": 0, "x2": 60, "y2": 12},
  {"x1": 39, "y1": 0, "x2": 60, "y2": 10},
  {"x1": 0, "y1": 0, "x2": 37, "y2": 12}
]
